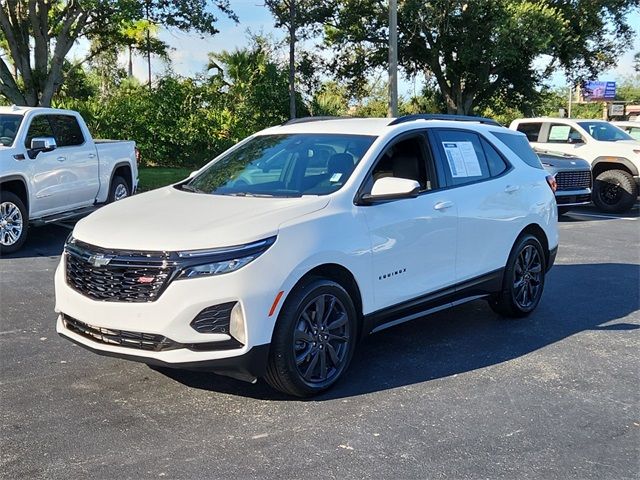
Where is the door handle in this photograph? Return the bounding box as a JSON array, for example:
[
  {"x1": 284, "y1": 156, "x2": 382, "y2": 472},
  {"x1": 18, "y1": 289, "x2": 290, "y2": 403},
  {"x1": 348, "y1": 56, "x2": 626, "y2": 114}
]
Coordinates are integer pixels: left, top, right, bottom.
[
  {"x1": 434, "y1": 201, "x2": 454, "y2": 211},
  {"x1": 56, "y1": 156, "x2": 66, "y2": 162},
  {"x1": 504, "y1": 185, "x2": 520, "y2": 193},
  {"x1": 88, "y1": 153, "x2": 96, "y2": 159}
]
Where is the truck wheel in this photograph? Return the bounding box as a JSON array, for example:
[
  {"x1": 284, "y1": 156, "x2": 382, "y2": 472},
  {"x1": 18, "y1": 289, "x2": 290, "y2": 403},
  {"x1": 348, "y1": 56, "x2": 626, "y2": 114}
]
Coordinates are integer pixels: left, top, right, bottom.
[
  {"x1": 488, "y1": 234, "x2": 546, "y2": 318},
  {"x1": 108, "y1": 176, "x2": 130, "y2": 203},
  {"x1": 0, "y1": 191, "x2": 28, "y2": 254},
  {"x1": 265, "y1": 278, "x2": 358, "y2": 397},
  {"x1": 592, "y1": 169, "x2": 637, "y2": 213}
]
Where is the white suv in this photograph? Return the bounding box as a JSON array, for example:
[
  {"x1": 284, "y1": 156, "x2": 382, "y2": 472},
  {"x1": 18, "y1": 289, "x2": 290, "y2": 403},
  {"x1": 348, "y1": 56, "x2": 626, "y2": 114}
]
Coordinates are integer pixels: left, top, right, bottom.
[
  {"x1": 55, "y1": 115, "x2": 559, "y2": 397},
  {"x1": 510, "y1": 117, "x2": 640, "y2": 213}
]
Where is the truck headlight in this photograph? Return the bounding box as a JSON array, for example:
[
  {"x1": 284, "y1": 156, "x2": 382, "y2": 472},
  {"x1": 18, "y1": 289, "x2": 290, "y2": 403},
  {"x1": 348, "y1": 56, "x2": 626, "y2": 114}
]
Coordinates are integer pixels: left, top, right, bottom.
[{"x1": 176, "y1": 236, "x2": 276, "y2": 280}]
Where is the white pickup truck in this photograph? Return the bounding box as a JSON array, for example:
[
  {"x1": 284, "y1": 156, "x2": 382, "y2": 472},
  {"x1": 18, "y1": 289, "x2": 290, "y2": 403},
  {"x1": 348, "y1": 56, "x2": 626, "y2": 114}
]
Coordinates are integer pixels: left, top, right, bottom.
[{"x1": 0, "y1": 106, "x2": 138, "y2": 253}]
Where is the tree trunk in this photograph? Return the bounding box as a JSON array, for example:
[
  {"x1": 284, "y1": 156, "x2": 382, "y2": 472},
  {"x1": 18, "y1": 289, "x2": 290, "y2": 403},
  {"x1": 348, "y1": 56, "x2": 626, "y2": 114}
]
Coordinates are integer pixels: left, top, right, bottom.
[
  {"x1": 288, "y1": 0, "x2": 296, "y2": 119},
  {"x1": 128, "y1": 45, "x2": 134, "y2": 77}
]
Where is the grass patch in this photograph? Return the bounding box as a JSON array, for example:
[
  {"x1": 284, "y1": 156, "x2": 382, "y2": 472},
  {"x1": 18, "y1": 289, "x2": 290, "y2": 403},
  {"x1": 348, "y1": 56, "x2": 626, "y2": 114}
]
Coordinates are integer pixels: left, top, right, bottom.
[{"x1": 138, "y1": 167, "x2": 192, "y2": 191}]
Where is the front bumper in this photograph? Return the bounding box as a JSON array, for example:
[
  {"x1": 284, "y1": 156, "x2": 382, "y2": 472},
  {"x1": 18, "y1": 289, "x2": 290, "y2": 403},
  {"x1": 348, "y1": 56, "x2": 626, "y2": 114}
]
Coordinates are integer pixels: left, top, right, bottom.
[
  {"x1": 54, "y1": 250, "x2": 282, "y2": 381},
  {"x1": 555, "y1": 189, "x2": 592, "y2": 207}
]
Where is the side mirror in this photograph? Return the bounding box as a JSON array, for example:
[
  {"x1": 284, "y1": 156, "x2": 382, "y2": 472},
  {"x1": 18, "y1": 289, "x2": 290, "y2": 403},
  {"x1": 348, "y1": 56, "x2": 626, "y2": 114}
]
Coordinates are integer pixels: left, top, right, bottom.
[
  {"x1": 28, "y1": 137, "x2": 57, "y2": 158},
  {"x1": 568, "y1": 134, "x2": 584, "y2": 144},
  {"x1": 359, "y1": 177, "x2": 420, "y2": 205}
]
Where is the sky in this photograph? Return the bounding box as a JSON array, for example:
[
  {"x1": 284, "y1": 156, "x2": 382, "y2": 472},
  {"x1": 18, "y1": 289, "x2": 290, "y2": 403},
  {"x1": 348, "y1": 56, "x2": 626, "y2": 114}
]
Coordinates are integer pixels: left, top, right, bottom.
[{"x1": 77, "y1": 1, "x2": 640, "y2": 97}]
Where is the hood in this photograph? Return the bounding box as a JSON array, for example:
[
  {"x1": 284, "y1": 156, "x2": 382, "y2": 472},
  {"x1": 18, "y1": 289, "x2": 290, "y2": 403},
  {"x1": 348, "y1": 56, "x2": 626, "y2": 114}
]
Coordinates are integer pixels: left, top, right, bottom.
[
  {"x1": 73, "y1": 186, "x2": 330, "y2": 251},
  {"x1": 536, "y1": 151, "x2": 590, "y2": 170}
]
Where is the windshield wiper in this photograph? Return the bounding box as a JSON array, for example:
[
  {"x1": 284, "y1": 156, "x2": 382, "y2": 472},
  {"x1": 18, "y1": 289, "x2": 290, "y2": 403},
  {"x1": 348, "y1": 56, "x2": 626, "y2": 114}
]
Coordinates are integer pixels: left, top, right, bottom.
[
  {"x1": 181, "y1": 184, "x2": 204, "y2": 193},
  {"x1": 226, "y1": 192, "x2": 276, "y2": 197}
]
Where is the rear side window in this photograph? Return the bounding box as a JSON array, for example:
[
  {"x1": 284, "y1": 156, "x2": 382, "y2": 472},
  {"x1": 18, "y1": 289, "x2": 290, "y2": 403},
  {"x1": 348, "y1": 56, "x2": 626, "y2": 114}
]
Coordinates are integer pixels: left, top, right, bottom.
[
  {"x1": 50, "y1": 115, "x2": 85, "y2": 146},
  {"x1": 492, "y1": 132, "x2": 543, "y2": 169},
  {"x1": 481, "y1": 138, "x2": 509, "y2": 176},
  {"x1": 516, "y1": 122, "x2": 543, "y2": 142},
  {"x1": 24, "y1": 115, "x2": 55, "y2": 148},
  {"x1": 432, "y1": 130, "x2": 491, "y2": 186}
]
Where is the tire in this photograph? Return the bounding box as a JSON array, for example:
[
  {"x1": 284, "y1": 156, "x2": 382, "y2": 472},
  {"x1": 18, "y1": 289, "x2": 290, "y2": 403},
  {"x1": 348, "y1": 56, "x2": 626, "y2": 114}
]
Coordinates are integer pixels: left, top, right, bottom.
[
  {"x1": 264, "y1": 278, "x2": 358, "y2": 397},
  {"x1": 592, "y1": 169, "x2": 637, "y2": 213},
  {"x1": 108, "y1": 176, "x2": 130, "y2": 203},
  {"x1": 488, "y1": 234, "x2": 546, "y2": 318},
  {"x1": 0, "y1": 191, "x2": 28, "y2": 254},
  {"x1": 557, "y1": 206, "x2": 571, "y2": 216}
]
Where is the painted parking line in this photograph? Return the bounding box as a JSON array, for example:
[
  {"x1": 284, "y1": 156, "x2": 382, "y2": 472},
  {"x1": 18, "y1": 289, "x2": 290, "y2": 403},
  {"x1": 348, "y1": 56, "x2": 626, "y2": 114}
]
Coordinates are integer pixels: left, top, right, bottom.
[{"x1": 570, "y1": 212, "x2": 638, "y2": 221}]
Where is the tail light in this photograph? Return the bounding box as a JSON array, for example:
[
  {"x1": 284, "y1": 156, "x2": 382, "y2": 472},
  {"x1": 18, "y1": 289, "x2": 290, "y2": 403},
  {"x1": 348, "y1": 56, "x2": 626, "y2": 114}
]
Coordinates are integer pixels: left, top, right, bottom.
[
  {"x1": 546, "y1": 175, "x2": 557, "y2": 193},
  {"x1": 134, "y1": 147, "x2": 141, "y2": 164}
]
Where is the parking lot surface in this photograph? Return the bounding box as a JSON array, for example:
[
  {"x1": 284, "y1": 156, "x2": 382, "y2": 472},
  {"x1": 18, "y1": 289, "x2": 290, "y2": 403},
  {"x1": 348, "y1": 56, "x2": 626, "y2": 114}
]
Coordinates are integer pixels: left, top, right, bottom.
[{"x1": 1, "y1": 205, "x2": 639, "y2": 479}]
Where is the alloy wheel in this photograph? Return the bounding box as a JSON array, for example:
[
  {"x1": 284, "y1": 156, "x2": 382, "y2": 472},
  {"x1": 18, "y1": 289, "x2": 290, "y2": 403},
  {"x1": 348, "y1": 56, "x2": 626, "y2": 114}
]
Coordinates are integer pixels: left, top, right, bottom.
[
  {"x1": 293, "y1": 294, "x2": 351, "y2": 384},
  {"x1": 513, "y1": 244, "x2": 542, "y2": 309},
  {"x1": 0, "y1": 201, "x2": 23, "y2": 246},
  {"x1": 114, "y1": 183, "x2": 128, "y2": 201}
]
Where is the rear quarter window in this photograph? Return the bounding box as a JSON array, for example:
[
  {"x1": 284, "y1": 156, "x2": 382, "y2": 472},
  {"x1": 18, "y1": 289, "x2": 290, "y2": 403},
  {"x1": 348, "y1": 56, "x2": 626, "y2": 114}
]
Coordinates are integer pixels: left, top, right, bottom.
[{"x1": 492, "y1": 131, "x2": 544, "y2": 169}]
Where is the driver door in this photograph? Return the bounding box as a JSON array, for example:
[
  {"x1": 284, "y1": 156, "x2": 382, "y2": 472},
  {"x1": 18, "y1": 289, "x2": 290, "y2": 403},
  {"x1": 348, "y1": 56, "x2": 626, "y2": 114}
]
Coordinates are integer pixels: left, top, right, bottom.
[
  {"x1": 358, "y1": 133, "x2": 458, "y2": 314},
  {"x1": 23, "y1": 114, "x2": 71, "y2": 216}
]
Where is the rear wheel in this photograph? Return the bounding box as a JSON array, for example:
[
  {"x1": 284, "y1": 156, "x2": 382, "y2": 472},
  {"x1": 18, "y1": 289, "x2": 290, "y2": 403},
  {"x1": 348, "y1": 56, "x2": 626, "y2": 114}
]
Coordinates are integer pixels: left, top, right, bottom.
[
  {"x1": 0, "y1": 191, "x2": 28, "y2": 254},
  {"x1": 265, "y1": 278, "x2": 357, "y2": 397},
  {"x1": 489, "y1": 234, "x2": 546, "y2": 318},
  {"x1": 108, "y1": 176, "x2": 130, "y2": 203},
  {"x1": 592, "y1": 169, "x2": 637, "y2": 213}
]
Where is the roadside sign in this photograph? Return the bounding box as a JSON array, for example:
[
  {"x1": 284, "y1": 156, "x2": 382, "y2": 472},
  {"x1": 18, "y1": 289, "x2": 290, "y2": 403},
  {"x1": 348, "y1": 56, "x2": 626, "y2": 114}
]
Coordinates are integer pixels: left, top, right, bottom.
[{"x1": 582, "y1": 81, "x2": 616, "y2": 101}]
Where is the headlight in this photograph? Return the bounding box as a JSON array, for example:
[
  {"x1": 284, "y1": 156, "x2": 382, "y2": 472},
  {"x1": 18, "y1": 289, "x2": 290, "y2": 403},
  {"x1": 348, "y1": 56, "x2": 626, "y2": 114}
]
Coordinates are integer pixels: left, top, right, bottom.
[{"x1": 176, "y1": 236, "x2": 276, "y2": 280}]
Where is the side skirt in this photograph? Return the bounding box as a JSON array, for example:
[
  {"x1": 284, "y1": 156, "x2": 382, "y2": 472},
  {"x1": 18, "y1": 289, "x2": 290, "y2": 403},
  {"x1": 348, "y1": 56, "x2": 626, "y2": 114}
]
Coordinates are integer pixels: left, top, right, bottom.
[{"x1": 363, "y1": 268, "x2": 504, "y2": 335}]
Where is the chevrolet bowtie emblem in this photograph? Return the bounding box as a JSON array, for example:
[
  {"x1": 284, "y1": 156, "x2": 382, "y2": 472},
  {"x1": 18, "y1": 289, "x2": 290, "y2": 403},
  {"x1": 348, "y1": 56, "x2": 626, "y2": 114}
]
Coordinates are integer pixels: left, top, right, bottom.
[{"x1": 88, "y1": 254, "x2": 112, "y2": 267}]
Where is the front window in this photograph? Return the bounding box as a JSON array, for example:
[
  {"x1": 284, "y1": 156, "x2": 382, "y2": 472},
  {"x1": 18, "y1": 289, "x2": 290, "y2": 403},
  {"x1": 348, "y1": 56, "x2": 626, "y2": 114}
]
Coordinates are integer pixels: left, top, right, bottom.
[
  {"x1": 184, "y1": 133, "x2": 376, "y2": 197},
  {"x1": 578, "y1": 121, "x2": 634, "y2": 142},
  {"x1": 0, "y1": 114, "x2": 24, "y2": 147}
]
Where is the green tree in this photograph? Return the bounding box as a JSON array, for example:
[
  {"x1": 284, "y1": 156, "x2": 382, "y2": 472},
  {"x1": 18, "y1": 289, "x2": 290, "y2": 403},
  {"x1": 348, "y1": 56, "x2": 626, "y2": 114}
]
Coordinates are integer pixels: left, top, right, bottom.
[
  {"x1": 0, "y1": 0, "x2": 236, "y2": 106},
  {"x1": 322, "y1": 0, "x2": 637, "y2": 114}
]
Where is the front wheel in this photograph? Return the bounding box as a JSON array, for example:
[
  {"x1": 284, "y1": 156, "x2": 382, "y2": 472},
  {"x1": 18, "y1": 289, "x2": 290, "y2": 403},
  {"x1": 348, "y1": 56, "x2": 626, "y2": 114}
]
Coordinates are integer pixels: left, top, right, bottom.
[
  {"x1": 265, "y1": 279, "x2": 358, "y2": 397},
  {"x1": 592, "y1": 169, "x2": 637, "y2": 213},
  {"x1": 0, "y1": 191, "x2": 28, "y2": 254},
  {"x1": 108, "y1": 176, "x2": 130, "y2": 203},
  {"x1": 489, "y1": 234, "x2": 546, "y2": 318}
]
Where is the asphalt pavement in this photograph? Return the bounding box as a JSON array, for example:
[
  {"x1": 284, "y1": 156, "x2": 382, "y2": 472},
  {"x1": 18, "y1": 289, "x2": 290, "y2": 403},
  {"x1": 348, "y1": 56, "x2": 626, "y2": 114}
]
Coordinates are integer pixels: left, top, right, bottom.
[{"x1": 1, "y1": 205, "x2": 639, "y2": 479}]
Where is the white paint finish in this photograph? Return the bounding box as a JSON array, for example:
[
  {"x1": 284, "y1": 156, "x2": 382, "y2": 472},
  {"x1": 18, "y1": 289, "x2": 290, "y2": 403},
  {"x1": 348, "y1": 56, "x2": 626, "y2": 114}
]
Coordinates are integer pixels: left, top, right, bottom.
[
  {"x1": 53, "y1": 116, "x2": 559, "y2": 367},
  {"x1": 0, "y1": 107, "x2": 137, "y2": 218},
  {"x1": 370, "y1": 177, "x2": 420, "y2": 196}
]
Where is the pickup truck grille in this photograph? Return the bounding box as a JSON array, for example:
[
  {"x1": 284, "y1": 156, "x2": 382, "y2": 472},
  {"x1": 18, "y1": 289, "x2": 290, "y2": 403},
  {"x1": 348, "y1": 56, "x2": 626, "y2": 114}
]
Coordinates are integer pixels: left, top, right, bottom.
[
  {"x1": 555, "y1": 171, "x2": 592, "y2": 191},
  {"x1": 65, "y1": 240, "x2": 175, "y2": 302}
]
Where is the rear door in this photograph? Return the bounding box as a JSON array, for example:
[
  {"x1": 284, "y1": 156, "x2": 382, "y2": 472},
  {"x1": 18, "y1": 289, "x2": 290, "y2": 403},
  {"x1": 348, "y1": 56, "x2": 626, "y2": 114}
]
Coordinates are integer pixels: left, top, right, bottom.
[
  {"x1": 359, "y1": 132, "x2": 458, "y2": 313},
  {"x1": 49, "y1": 114, "x2": 99, "y2": 208},
  {"x1": 429, "y1": 128, "x2": 518, "y2": 284}
]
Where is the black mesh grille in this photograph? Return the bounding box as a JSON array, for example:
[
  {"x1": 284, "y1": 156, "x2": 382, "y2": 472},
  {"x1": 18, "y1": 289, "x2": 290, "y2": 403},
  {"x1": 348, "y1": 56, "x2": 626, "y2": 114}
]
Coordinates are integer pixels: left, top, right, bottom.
[
  {"x1": 190, "y1": 302, "x2": 236, "y2": 334},
  {"x1": 65, "y1": 241, "x2": 175, "y2": 302},
  {"x1": 555, "y1": 171, "x2": 592, "y2": 191},
  {"x1": 63, "y1": 315, "x2": 178, "y2": 351}
]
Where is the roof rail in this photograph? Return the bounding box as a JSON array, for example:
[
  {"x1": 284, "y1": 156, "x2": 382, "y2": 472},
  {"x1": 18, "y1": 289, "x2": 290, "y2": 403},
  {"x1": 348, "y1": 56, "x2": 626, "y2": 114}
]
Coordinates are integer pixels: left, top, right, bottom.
[
  {"x1": 388, "y1": 114, "x2": 502, "y2": 127},
  {"x1": 282, "y1": 116, "x2": 353, "y2": 125}
]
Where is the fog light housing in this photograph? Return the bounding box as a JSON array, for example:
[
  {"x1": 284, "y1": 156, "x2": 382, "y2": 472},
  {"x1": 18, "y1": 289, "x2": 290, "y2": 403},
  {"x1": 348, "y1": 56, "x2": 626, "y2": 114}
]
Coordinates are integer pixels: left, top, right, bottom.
[
  {"x1": 229, "y1": 302, "x2": 247, "y2": 344},
  {"x1": 190, "y1": 302, "x2": 235, "y2": 334}
]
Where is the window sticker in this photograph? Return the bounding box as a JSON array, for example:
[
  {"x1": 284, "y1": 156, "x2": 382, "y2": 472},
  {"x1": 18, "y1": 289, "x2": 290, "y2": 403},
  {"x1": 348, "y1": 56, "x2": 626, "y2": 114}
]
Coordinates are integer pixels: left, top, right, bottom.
[
  {"x1": 442, "y1": 141, "x2": 482, "y2": 178},
  {"x1": 548, "y1": 125, "x2": 571, "y2": 141},
  {"x1": 330, "y1": 173, "x2": 342, "y2": 182}
]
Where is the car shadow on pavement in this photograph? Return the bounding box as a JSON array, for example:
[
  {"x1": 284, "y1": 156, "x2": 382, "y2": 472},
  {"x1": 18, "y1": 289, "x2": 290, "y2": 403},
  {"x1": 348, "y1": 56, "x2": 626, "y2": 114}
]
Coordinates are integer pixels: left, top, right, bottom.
[
  {"x1": 0, "y1": 223, "x2": 71, "y2": 259},
  {"x1": 156, "y1": 262, "x2": 640, "y2": 400}
]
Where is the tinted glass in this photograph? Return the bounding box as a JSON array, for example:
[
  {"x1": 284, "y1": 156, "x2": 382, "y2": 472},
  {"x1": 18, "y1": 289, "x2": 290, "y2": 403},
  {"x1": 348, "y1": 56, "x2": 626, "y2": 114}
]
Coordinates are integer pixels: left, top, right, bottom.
[
  {"x1": 492, "y1": 131, "x2": 544, "y2": 169},
  {"x1": 481, "y1": 138, "x2": 509, "y2": 176},
  {"x1": 578, "y1": 121, "x2": 634, "y2": 141},
  {"x1": 0, "y1": 114, "x2": 23, "y2": 147},
  {"x1": 516, "y1": 122, "x2": 543, "y2": 142},
  {"x1": 25, "y1": 115, "x2": 55, "y2": 148},
  {"x1": 50, "y1": 115, "x2": 84, "y2": 146},
  {"x1": 185, "y1": 134, "x2": 376, "y2": 197},
  {"x1": 434, "y1": 130, "x2": 490, "y2": 186}
]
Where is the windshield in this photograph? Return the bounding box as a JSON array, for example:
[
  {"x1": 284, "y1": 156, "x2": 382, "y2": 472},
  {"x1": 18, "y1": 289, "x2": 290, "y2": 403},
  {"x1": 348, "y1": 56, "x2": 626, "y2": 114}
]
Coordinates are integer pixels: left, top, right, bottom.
[
  {"x1": 184, "y1": 133, "x2": 376, "y2": 197},
  {"x1": 0, "y1": 114, "x2": 24, "y2": 147},
  {"x1": 578, "y1": 121, "x2": 634, "y2": 142}
]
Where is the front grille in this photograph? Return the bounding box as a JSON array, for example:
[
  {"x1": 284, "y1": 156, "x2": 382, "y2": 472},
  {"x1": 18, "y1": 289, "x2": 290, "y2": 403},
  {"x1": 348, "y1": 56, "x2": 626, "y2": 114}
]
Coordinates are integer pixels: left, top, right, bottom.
[
  {"x1": 555, "y1": 171, "x2": 592, "y2": 191},
  {"x1": 63, "y1": 314, "x2": 244, "y2": 351},
  {"x1": 63, "y1": 315, "x2": 178, "y2": 351},
  {"x1": 65, "y1": 240, "x2": 175, "y2": 302}
]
